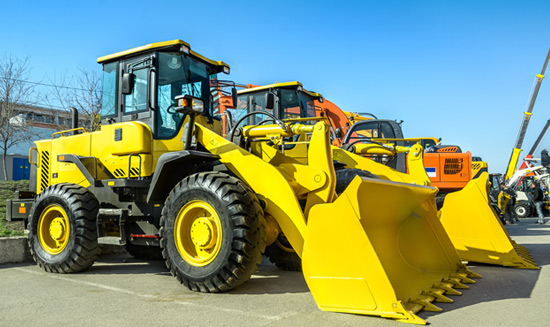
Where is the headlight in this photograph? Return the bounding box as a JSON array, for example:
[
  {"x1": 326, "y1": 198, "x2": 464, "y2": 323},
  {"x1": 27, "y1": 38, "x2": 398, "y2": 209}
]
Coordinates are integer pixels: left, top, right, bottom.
[
  {"x1": 175, "y1": 95, "x2": 204, "y2": 114},
  {"x1": 191, "y1": 98, "x2": 204, "y2": 113}
]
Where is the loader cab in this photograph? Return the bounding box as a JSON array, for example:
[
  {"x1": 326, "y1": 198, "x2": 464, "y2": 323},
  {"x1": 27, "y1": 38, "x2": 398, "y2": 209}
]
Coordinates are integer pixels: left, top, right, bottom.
[
  {"x1": 97, "y1": 40, "x2": 230, "y2": 140},
  {"x1": 228, "y1": 82, "x2": 322, "y2": 128},
  {"x1": 342, "y1": 119, "x2": 406, "y2": 170}
]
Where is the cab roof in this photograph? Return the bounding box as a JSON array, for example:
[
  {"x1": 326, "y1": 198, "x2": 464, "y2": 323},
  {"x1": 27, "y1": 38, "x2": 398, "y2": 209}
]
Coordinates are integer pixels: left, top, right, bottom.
[
  {"x1": 96, "y1": 39, "x2": 230, "y2": 73},
  {"x1": 238, "y1": 81, "x2": 323, "y2": 100}
]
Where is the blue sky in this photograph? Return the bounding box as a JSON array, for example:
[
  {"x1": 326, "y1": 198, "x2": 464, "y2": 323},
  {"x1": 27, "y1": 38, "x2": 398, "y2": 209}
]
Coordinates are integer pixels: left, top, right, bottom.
[{"x1": 2, "y1": 0, "x2": 550, "y2": 173}]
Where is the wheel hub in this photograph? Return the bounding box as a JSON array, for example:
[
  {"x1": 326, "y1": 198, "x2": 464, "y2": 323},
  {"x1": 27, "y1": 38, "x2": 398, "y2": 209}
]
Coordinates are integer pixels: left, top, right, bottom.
[
  {"x1": 174, "y1": 200, "x2": 223, "y2": 267},
  {"x1": 49, "y1": 217, "x2": 66, "y2": 241},
  {"x1": 191, "y1": 218, "x2": 216, "y2": 249},
  {"x1": 38, "y1": 204, "x2": 70, "y2": 255}
]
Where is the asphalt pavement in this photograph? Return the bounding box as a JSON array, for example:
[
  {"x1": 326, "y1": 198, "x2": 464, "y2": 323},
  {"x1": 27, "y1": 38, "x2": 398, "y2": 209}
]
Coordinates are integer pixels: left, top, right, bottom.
[{"x1": 1, "y1": 218, "x2": 550, "y2": 327}]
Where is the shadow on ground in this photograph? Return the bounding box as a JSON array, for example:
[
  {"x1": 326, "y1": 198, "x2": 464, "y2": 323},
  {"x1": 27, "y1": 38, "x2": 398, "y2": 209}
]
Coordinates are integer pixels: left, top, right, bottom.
[{"x1": 421, "y1": 218, "x2": 550, "y2": 320}]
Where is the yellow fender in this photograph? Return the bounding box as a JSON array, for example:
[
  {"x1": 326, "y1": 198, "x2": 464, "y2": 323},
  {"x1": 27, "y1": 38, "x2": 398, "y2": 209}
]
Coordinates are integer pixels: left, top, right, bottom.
[{"x1": 439, "y1": 172, "x2": 538, "y2": 269}]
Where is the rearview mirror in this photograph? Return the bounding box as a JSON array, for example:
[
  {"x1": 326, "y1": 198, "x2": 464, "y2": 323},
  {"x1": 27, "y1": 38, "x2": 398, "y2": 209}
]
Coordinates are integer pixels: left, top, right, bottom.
[
  {"x1": 231, "y1": 87, "x2": 238, "y2": 108},
  {"x1": 265, "y1": 92, "x2": 275, "y2": 110},
  {"x1": 122, "y1": 73, "x2": 135, "y2": 95}
]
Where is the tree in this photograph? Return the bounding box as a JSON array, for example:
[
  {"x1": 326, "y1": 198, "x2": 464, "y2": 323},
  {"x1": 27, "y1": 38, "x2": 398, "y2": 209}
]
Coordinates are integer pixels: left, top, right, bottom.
[
  {"x1": 47, "y1": 69, "x2": 102, "y2": 131},
  {"x1": 0, "y1": 55, "x2": 34, "y2": 180}
]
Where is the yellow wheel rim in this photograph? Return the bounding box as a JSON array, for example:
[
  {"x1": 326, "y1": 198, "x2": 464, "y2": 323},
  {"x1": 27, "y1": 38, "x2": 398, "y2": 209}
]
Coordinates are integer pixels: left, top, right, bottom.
[
  {"x1": 174, "y1": 200, "x2": 223, "y2": 266},
  {"x1": 37, "y1": 204, "x2": 70, "y2": 255}
]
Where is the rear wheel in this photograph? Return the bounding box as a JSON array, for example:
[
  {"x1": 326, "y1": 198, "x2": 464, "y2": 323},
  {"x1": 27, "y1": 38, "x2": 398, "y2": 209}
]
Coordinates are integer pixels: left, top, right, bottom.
[
  {"x1": 28, "y1": 183, "x2": 100, "y2": 273},
  {"x1": 514, "y1": 202, "x2": 531, "y2": 218},
  {"x1": 265, "y1": 234, "x2": 301, "y2": 271},
  {"x1": 160, "y1": 172, "x2": 266, "y2": 292}
]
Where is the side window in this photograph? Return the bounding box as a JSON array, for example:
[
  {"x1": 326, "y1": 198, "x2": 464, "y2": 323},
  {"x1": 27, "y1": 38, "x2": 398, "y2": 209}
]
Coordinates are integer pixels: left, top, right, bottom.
[
  {"x1": 252, "y1": 93, "x2": 270, "y2": 124},
  {"x1": 225, "y1": 94, "x2": 249, "y2": 128},
  {"x1": 380, "y1": 123, "x2": 395, "y2": 138},
  {"x1": 349, "y1": 122, "x2": 378, "y2": 140},
  {"x1": 124, "y1": 68, "x2": 148, "y2": 114},
  {"x1": 280, "y1": 89, "x2": 300, "y2": 119},
  {"x1": 101, "y1": 62, "x2": 117, "y2": 117}
]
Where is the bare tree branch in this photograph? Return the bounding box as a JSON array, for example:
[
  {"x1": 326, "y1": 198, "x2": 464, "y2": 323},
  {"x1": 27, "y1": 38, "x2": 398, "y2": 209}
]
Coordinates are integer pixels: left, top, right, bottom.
[
  {"x1": 47, "y1": 69, "x2": 102, "y2": 131},
  {"x1": 0, "y1": 55, "x2": 35, "y2": 180}
]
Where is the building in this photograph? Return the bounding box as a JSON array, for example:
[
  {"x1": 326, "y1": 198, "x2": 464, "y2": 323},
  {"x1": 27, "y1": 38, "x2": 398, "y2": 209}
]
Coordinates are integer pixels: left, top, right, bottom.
[{"x1": 1, "y1": 104, "x2": 89, "y2": 180}]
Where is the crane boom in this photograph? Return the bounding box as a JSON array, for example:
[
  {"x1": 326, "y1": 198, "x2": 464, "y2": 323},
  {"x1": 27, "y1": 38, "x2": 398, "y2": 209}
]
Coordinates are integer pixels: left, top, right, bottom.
[{"x1": 504, "y1": 49, "x2": 550, "y2": 180}]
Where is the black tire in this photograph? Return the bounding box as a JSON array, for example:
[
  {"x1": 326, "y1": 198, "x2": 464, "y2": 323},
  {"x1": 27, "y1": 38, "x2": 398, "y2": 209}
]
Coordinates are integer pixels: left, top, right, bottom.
[
  {"x1": 335, "y1": 168, "x2": 377, "y2": 194},
  {"x1": 435, "y1": 193, "x2": 448, "y2": 211},
  {"x1": 28, "y1": 183, "x2": 100, "y2": 273},
  {"x1": 125, "y1": 243, "x2": 163, "y2": 260},
  {"x1": 514, "y1": 202, "x2": 532, "y2": 218},
  {"x1": 263, "y1": 168, "x2": 376, "y2": 272},
  {"x1": 160, "y1": 172, "x2": 266, "y2": 292},
  {"x1": 264, "y1": 234, "x2": 301, "y2": 271}
]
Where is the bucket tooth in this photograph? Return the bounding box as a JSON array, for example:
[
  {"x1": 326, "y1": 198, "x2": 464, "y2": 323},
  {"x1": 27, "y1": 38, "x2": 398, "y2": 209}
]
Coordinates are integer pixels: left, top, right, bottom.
[
  {"x1": 402, "y1": 302, "x2": 424, "y2": 315},
  {"x1": 442, "y1": 277, "x2": 469, "y2": 289},
  {"x1": 409, "y1": 295, "x2": 443, "y2": 312},
  {"x1": 433, "y1": 282, "x2": 462, "y2": 296},
  {"x1": 451, "y1": 273, "x2": 476, "y2": 284},
  {"x1": 422, "y1": 288, "x2": 453, "y2": 303},
  {"x1": 465, "y1": 270, "x2": 482, "y2": 279}
]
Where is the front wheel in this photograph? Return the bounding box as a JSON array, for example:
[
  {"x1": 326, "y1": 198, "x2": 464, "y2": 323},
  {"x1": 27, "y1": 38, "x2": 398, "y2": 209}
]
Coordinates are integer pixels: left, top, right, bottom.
[
  {"x1": 28, "y1": 183, "x2": 100, "y2": 273},
  {"x1": 160, "y1": 172, "x2": 266, "y2": 292}
]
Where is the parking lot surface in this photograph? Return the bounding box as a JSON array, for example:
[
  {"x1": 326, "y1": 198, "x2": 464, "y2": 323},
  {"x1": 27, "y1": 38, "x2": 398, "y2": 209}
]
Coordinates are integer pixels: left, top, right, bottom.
[{"x1": 1, "y1": 218, "x2": 550, "y2": 326}]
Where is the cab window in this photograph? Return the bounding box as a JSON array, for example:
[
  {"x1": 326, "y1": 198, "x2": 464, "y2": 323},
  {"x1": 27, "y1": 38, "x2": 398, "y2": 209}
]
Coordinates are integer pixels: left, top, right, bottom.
[
  {"x1": 101, "y1": 62, "x2": 117, "y2": 117},
  {"x1": 225, "y1": 94, "x2": 249, "y2": 128},
  {"x1": 155, "y1": 52, "x2": 211, "y2": 139},
  {"x1": 280, "y1": 89, "x2": 300, "y2": 119},
  {"x1": 124, "y1": 67, "x2": 149, "y2": 114}
]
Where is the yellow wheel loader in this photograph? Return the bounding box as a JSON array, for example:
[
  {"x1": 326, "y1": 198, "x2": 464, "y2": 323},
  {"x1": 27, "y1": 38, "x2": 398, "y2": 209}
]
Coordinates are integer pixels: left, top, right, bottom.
[
  {"x1": 9, "y1": 41, "x2": 481, "y2": 324},
  {"x1": 218, "y1": 81, "x2": 536, "y2": 270}
]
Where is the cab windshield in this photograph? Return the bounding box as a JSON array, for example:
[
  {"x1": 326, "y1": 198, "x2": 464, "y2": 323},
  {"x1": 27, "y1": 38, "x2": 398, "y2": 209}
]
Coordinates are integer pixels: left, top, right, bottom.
[
  {"x1": 281, "y1": 89, "x2": 316, "y2": 120},
  {"x1": 156, "y1": 52, "x2": 212, "y2": 139},
  {"x1": 228, "y1": 87, "x2": 318, "y2": 129}
]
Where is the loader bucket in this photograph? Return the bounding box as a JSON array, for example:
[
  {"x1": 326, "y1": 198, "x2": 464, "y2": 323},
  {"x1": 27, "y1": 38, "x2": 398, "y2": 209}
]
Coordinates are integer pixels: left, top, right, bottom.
[
  {"x1": 438, "y1": 172, "x2": 538, "y2": 269},
  {"x1": 303, "y1": 176, "x2": 480, "y2": 325}
]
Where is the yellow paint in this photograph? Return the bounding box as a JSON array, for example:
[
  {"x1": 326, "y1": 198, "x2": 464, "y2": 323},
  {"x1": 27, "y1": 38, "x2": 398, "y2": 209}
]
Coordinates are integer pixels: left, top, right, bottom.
[
  {"x1": 174, "y1": 200, "x2": 223, "y2": 266},
  {"x1": 438, "y1": 172, "x2": 538, "y2": 269},
  {"x1": 303, "y1": 176, "x2": 477, "y2": 325},
  {"x1": 237, "y1": 81, "x2": 323, "y2": 99},
  {"x1": 335, "y1": 145, "x2": 536, "y2": 269},
  {"x1": 96, "y1": 39, "x2": 229, "y2": 72},
  {"x1": 196, "y1": 123, "x2": 307, "y2": 256},
  {"x1": 37, "y1": 204, "x2": 70, "y2": 255}
]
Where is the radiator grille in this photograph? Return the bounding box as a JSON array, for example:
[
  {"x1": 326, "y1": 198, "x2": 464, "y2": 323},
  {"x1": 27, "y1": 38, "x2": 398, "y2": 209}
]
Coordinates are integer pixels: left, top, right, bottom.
[
  {"x1": 444, "y1": 158, "x2": 464, "y2": 175},
  {"x1": 437, "y1": 146, "x2": 459, "y2": 153}
]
